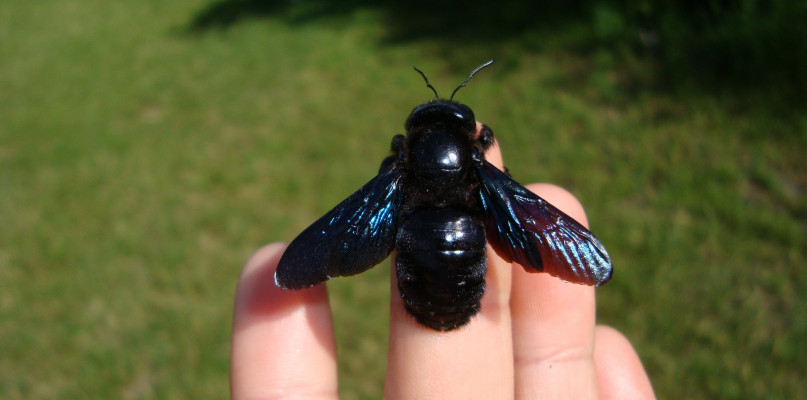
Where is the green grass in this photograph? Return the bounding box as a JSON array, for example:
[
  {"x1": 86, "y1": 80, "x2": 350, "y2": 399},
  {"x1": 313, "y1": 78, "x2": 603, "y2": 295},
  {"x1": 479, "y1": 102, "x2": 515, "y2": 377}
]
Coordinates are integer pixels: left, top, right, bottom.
[{"x1": 2, "y1": 1, "x2": 805, "y2": 399}]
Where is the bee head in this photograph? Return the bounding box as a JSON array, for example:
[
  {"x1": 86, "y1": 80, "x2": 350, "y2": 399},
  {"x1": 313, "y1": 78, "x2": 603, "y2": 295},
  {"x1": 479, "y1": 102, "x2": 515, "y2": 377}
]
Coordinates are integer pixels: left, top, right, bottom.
[
  {"x1": 405, "y1": 100, "x2": 476, "y2": 134},
  {"x1": 405, "y1": 59, "x2": 493, "y2": 134}
]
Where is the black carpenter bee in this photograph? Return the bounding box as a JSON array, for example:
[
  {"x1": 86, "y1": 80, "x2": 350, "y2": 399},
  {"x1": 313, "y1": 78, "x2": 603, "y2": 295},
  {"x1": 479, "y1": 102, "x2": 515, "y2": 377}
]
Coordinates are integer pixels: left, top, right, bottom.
[{"x1": 275, "y1": 60, "x2": 612, "y2": 331}]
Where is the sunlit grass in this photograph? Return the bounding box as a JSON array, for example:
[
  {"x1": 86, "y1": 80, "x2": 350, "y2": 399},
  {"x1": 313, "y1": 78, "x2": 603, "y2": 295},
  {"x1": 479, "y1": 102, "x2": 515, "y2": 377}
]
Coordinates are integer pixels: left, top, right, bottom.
[{"x1": 1, "y1": 1, "x2": 805, "y2": 399}]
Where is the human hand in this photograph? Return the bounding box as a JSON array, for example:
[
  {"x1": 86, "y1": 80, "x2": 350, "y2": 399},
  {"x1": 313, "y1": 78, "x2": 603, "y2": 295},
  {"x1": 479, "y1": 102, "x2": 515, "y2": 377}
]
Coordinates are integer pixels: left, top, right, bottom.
[{"x1": 230, "y1": 128, "x2": 655, "y2": 399}]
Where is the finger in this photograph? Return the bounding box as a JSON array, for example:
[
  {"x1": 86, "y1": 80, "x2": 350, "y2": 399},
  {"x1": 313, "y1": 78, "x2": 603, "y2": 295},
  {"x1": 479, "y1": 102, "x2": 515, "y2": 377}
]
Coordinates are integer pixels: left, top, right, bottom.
[
  {"x1": 384, "y1": 250, "x2": 514, "y2": 399},
  {"x1": 510, "y1": 184, "x2": 599, "y2": 399},
  {"x1": 594, "y1": 326, "x2": 656, "y2": 399},
  {"x1": 384, "y1": 126, "x2": 515, "y2": 399},
  {"x1": 230, "y1": 243, "x2": 338, "y2": 400}
]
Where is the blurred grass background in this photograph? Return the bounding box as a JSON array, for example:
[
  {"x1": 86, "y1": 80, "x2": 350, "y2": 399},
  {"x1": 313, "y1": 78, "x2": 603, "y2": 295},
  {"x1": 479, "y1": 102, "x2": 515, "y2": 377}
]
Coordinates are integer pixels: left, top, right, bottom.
[{"x1": 1, "y1": 0, "x2": 805, "y2": 398}]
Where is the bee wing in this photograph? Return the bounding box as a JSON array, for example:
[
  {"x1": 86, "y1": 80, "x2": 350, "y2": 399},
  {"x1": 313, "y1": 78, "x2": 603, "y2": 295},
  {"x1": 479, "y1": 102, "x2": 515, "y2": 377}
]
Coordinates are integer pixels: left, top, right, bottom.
[
  {"x1": 477, "y1": 161, "x2": 612, "y2": 286},
  {"x1": 275, "y1": 164, "x2": 403, "y2": 289}
]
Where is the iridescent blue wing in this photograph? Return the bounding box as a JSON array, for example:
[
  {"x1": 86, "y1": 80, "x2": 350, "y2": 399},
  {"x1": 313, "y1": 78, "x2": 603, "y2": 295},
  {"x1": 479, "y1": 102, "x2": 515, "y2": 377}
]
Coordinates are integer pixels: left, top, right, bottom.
[
  {"x1": 275, "y1": 164, "x2": 403, "y2": 289},
  {"x1": 477, "y1": 161, "x2": 612, "y2": 286}
]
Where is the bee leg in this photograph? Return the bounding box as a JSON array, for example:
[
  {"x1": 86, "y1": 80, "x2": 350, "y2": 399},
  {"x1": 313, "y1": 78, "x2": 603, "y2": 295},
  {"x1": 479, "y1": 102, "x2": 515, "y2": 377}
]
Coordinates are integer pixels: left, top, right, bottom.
[
  {"x1": 390, "y1": 133, "x2": 405, "y2": 152},
  {"x1": 477, "y1": 125, "x2": 512, "y2": 176},
  {"x1": 379, "y1": 134, "x2": 406, "y2": 172},
  {"x1": 479, "y1": 124, "x2": 495, "y2": 151}
]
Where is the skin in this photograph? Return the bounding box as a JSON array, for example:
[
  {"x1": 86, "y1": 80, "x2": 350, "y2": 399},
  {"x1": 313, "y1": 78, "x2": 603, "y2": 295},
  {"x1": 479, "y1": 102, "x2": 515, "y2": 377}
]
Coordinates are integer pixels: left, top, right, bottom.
[{"x1": 230, "y1": 122, "x2": 655, "y2": 399}]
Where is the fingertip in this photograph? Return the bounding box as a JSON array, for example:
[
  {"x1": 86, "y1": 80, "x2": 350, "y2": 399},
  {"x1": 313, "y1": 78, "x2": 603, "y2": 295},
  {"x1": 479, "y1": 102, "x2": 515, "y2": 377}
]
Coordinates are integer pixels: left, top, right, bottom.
[
  {"x1": 231, "y1": 243, "x2": 338, "y2": 399},
  {"x1": 239, "y1": 242, "x2": 287, "y2": 295},
  {"x1": 594, "y1": 326, "x2": 656, "y2": 399},
  {"x1": 524, "y1": 183, "x2": 589, "y2": 228},
  {"x1": 235, "y1": 242, "x2": 327, "y2": 321}
]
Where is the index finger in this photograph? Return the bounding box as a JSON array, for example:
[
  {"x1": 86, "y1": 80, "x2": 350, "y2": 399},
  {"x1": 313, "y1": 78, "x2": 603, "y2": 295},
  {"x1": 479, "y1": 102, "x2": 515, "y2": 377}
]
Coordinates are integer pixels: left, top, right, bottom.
[{"x1": 230, "y1": 243, "x2": 338, "y2": 399}]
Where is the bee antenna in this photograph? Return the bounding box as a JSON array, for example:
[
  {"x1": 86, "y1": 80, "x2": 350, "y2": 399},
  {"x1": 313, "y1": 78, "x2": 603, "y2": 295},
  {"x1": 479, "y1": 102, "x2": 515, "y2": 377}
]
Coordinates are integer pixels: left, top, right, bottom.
[
  {"x1": 450, "y1": 59, "x2": 494, "y2": 101},
  {"x1": 413, "y1": 66, "x2": 439, "y2": 99}
]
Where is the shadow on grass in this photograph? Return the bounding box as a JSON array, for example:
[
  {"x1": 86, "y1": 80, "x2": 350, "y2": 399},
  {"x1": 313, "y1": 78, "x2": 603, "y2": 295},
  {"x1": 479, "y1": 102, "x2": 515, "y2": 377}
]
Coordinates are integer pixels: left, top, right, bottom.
[
  {"x1": 185, "y1": 0, "x2": 593, "y2": 76},
  {"x1": 187, "y1": 0, "x2": 585, "y2": 41},
  {"x1": 186, "y1": 0, "x2": 807, "y2": 114},
  {"x1": 187, "y1": 0, "x2": 287, "y2": 30}
]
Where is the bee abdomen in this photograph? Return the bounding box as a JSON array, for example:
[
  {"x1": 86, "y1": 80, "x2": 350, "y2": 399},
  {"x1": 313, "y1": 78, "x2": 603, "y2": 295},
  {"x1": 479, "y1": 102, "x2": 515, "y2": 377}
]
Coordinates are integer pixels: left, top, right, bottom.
[{"x1": 396, "y1": 207, "x2": 487, "y2": 331}]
